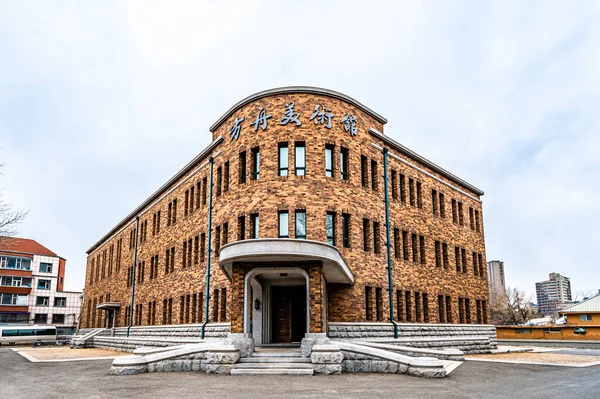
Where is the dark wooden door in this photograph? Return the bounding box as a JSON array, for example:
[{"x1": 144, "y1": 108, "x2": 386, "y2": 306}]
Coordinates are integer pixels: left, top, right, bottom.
[{"x1": 272, "y1": 288, "x2": 292, "y2": 343}]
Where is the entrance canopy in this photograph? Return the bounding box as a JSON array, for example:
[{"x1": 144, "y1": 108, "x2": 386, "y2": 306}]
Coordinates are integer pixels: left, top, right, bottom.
[
  {"x1": 219, "y1": 239, "x2": 354, "y2": 284},
  {"x1": 96, "y1": 302, "x2": 121, "y2": 310}
]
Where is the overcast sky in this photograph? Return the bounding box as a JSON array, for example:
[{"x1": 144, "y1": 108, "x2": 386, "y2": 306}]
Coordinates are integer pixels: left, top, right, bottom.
[{"x1": 0, "y1": 1, "x2": 598, "y2": 299}]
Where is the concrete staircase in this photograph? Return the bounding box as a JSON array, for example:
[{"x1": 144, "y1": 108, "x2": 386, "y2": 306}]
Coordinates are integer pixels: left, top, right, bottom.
[{"x1": 231, "y1": 350, "x2": 314, "y2": 376}]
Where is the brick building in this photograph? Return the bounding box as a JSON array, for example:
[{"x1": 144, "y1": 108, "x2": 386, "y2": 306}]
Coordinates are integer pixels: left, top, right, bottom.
[
  {"x1": 0, "y1": 237, "x2": 82, "y2": 334},
  {"x1": 81, "y1": 87, "x2": 490, "y2": 344}
]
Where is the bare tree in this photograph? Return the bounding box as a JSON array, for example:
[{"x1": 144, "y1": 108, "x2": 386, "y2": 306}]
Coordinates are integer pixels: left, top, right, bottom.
[
  {"x1": 0, "y1": 161, "x2": 28, "y2": 247},
  {"x1": 491, "y1": 287, "x2": 539, "y2": 325},
  {"x1": 572, "y1": 289, "x2": 599, "y2": 302}
]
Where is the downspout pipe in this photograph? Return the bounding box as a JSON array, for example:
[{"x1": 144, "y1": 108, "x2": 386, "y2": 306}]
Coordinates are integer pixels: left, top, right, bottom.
[
  {"x1": 127, "y1": 216, "x2": 140, "y2": 337},
  {"x1": 201, "y1": 156, "x2": 215, "y2": 339},
  {"x1": 382, "y1": 147, "x2": 399, "y2": 339}
]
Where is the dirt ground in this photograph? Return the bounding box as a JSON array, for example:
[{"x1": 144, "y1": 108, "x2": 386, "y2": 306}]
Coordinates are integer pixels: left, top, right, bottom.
[
  {"x1": 467, "y1": 352, "x2": 600, "y2": 365},
  {"x1": 14, "y1": 346, "x2": 128, "y2": 361}
]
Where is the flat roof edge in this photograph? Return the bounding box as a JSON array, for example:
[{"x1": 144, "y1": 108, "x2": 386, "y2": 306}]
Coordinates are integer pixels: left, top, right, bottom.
[
  {"x1": 369, "y1": 128, "x2": 484, "y2": 196},
  {"x1": 209, "y1": 86, "x2": 388, "y2": 132},
  {"x1": 86, "y1": 136, "x2": 224, "y2": 255}
]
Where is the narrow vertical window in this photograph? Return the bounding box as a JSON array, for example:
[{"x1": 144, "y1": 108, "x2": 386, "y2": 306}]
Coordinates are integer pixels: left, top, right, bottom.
[
  {"x1": 458, "y1": 202, "x2": 464, "y2": 225},
  {"x1": 363, "y1": 218, "x2": 370, "y2": 252},
  {"x1": 411, "y1": 233, "x2": 418, "y2": 263},
  {"x1": 325, "y1": 144, "x2": 334, "y2": 177},
  {"x1": 416, "y1": 182, "x2": 422, "y2": 208},
  {"x1": 216, "y1": 166, "x2": 222, "y2": 196},
  {"x1": 239, "y1": 151, "x2": 247, "y2": 184},
  {"x1": 222, "y1": 223, "x2": 228, "y2": 246},
  {"x1": 223, "y1": 161, "x2": 229, "y2": 193},
  {"x1": 295, "y1": 210, "x2": 307, "y2": 239},
  {"x1": 376, "y1": 287, "x2": 383, "y2": 321},
  {"x1": 371, "y1": 160, "x2": 377, "y2": 191},
  {"x1": 391, "y1": 170, "x2": 398, "y2": 200},
  {"x1": 342, "y1": 213, "x2": 350, "y2": 248},
  {"x1": 326, "y1": 212, "x2": 335, "y2": 245},
  {"x1": 432, "y1": 189, "x2": 438, "y2": 215},
  {"x1": 409, "y1": 178, "x2": 415, "y2": 206},
  {"x1": 200, "y1": 233, "x2": 206, "y2": 262},
  {"x1": 361, "y1": 155, "x2": 368, "y2": 187},
  {"x1": 185, "y1": 190, "x2": 190, "y2": 216},
  {"x1": 399, "y1": 173, "x2": 406, "y2": 203},
  {"x1": 251, "y1": 213, "x2": 259, "y2": 239},
  {"x1": 394, "y1": 228, "x2": 400, "y2": 259},
  {"x1": 215, "y1": 225, "x2": 221, "y2": 252},
  {"x1": 202, "y1": 177, "x2": 208, "y2": 205},
  {"x1": 373, "y1": 221, "x2": 380, "y2": 254},
  {"x1": 475, "y1": 210, "x2": 480, "y2": 232},
  {"x1": 294, "y1": 141, "x2": 305, "y2": 176},
  {"x1": 469, "y1": 207, "x2": 474, "y2": 230},
  {"x1": 402, "y1": 231, "x2": 409, "y2": 261},
  {"x1": 238, "y1": 216, "x2": 246, "y2": 241},
  {"x1": 435, "y1": 241, "x2": 441, "y2": 267},
  {"x1": 452, "y1": 199, "x2": 457, "y2": 223},
  {"x1": 439, "y1": 193, "x2": 445, "y2": 218},
  {"x1": 278, "y1": 211, "x2": 289, "y2": 238},
  {"x1": 278, "y1": 143, "x2": 289, "y2": 176},
  {"x1": 251, "y1": 147, "x2": 260, "y2": 180},
  {"x1": 442, "y1": 243, "x2": 449, "y2": 268},
  {"x1": 340, "y1": 147, "x2": 349, "y2": 180}
]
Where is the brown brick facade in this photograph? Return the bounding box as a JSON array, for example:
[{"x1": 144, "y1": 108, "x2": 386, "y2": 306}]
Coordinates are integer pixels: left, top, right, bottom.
[{"x1": 81, "y1": 87, "x2": 490, "y2": 334}]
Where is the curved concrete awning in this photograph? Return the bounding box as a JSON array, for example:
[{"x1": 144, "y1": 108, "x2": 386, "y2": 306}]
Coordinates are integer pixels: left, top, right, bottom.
[
  {"x1": 96, "y1": 302, "x2": 121, "y2": 310},
  {"x1": 219, "y1": 239, "x2": 354, "y2": 284}
]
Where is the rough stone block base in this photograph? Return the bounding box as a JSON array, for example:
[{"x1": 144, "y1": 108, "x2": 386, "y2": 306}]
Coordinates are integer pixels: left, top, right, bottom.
[
  {"x1": 408, "y1": 367, "x2": 446, "y2": 378},
  {"x1": 301, "y1": 333, "x2": 330, "y2": 358},
  {"x1": 109, "y1": 365, "x2": 148, "y2": 375},
  {"x1": 225, "y1": 333, "x2": 255, "y2": 358}
]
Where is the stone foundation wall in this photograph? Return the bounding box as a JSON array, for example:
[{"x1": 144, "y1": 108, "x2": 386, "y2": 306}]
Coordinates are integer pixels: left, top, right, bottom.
[
  {"x1": 329, "y1": 322, "x2": 497, "y2": 353},
  {"x1": 101, "y1": 323, "x2": 230, "y2": 339}
]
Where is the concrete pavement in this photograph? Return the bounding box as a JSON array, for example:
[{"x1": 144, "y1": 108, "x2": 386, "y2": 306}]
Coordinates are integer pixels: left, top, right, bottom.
[{"x1": 1, "y1": 348, "x2": 599, "y2": 399}]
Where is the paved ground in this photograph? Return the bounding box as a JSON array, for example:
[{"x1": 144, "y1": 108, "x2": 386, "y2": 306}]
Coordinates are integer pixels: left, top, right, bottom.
[
  {"x1": 2, "y1": 348, "x2": 599, "y2": 399},
  {"x1": 12, "y1": 347, "x2": 127, "y2": 361}
]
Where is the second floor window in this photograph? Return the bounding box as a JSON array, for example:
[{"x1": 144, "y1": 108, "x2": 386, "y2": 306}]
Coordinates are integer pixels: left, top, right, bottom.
[
  {"x1": 342, "y1": 214, "x2": 350, "y2": 248},
  {"x1": 38, "y1": 279, "x2": 51, "y2": 290},
  {"x1": 54, "y1": 297, "x2": 66, "y2": 307},
  {"x1": 340, "y1": 147, "x2": 349, "y2": 180},
  {"x1": 295, "y1": 210, "x2": 306, "y2": 239},
  {"x1": 295, "y1": 142, "x2": 305, "y2": 176},
  {"x1": 252, "y1": 147, "x2": 260, "y2": 180},
  {"x1": 325, "y1": 145, "x2": 334, "y2": 177},
  {"x1": 239, "y1": 151, "x2": 247, "y2": 184},
  {"x1": 278, "y1": 143, "x2": 289, "y2": 176},
  {"x1": 278, "y1": 211, "x2": 289, "y2": 238},
  {"x1": 39, "y1": 263, "x2": 52, "y2": 273}
]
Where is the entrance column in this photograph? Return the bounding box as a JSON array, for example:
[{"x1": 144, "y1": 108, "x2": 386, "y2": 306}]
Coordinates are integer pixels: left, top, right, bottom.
[
  {"x1": 308, "y1": 262, "x2": 324, "y2": 333},
  {"x1": 230, "y1": 262, "x2": 246, "y2": 334}
]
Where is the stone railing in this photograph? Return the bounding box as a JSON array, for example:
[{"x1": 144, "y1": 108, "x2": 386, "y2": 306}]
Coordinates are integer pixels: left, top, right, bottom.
[{"x1": 328, "y1": 322, "x2": 497, "y2": 353}]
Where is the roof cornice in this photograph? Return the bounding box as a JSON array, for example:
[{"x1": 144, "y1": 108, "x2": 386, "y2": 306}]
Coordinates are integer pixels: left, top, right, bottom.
[{"x1": 209, "y1": 86, "x2": 387, "y2": 132}]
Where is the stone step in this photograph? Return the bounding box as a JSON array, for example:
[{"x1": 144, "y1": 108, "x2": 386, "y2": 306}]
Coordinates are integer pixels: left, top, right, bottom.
[
  {"x1": 240, "y1": 357, "x2": 310, "y2": 363},
  {"x1": 250, "y1": 352, "x2": 302, "y2": 358},
  {"x1": 235, "y1": 362, "x2": 314, "y2": 369},
  {"x1": 230, "y1": 368, "x2": 314, "y2": 376}
]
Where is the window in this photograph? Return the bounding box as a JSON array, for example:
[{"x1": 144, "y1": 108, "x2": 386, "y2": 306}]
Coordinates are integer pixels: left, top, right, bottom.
[
  {"x1": 239, "y1": 151, "x2": 247, "y2": 184},
  {"x1": 238, "y1": 216, "x2": 246, "y2": 240},
  {"x1": 34, "y1": 314, "x2": 48, "y2": 324},
  {"x1": 342, "y1": 213, "x2": 350, "y2": 248},
  {"x1": 200, "y1": 234, "x2": 206, "y2": 263},
  {"x1": 469, "y1": 207, "x2": 474, "y2": 230},
  {"x1": 371, "y1": 160, "x2": 377, "y2": 191},
  {"x1": 223, "y1": 161, "x2": 230, "y2": 192},
  {"x1": 216, "y1": 166, "x2": 222, "y2": 196},
  {"x1": 373, "y1": 221, "x2": 380, "y2": 254},
  {"x1": 363, "y1": 218, "x2": 370, "y2": 252},
  {"x1": 391, "y1": 171, "x2": 398, "y2": 200},
  {"x1": 39, "y1": 263, "x2": 53, "y2": 273},
  {"x1": 439, "y1": 193, "x2": 445, "y2": 218},
  {"x1": 516, "y1": 328, "x2": 532, "y2": 334},
  {"x1": 452, "y1": 199, "x2": 458, "y2": 223},
  {"x1": 278, "y1": 143, "x2": 289, "y2": 176},
  {"x1": 340, "y1": 147, "x2": 349, "y2": 180},
  {"x1": 411, "y1": 233, "x2": 418, "y2": 262},
  {"x1": 419, "y1": 235, "x2": 426, "y2": 264},
  {"x1": 394, "y1": 228, "x2": 400, "y2": 259},
  {"x1": 278, "y1": 211, "x2": 289, "y2": 238},
  {"x1": 409, "y1": 178, "x2": 415, "y2": 206},
  {"x1": 402, "y1": 231, "x2": 409, "y2": 261},
  {"x1": 326, "y1": 212, "x2": 335, "y2": 245},
  {"x1": 250, "y1": 213, "x2": 259, "y2": 239},
  {"x1": 365, "y1": 286, "x2": 374, "y2": 321},
  {"x1": 36, "y1": 296, "x2": 50, "y2": 306},
  {"x1": 580, "y1": 314, "x2": 593, "y2": 322},
  {"x1": 432, "y1": 189, "x2": 438, "y2": 215},
  {"x1": 0, "y1": 256, "x2": 32, "y2": 270},
  {"x1": 295, "y1": 142, "x2": 305, "y2": 176},
  {"x1": 0, "y1": 293, "x2": 28, "y2": 306},
  {"x1": 399, "y1": 174, "x2": 406, "y2": 203},
  {"x1": 295, "y1": 210, "x2": 307, "y2": 239},
  {"x1": 167, "y1": 199, "x2": 178, "y2": 226},
  {"x1": 325, "y1": 144, "x2": 334, "y2": 177},
  {"x1": 222, "y1": 223, "x2": 229, "y2": 246},
  {"x1": 251, "y1": 147, "x2": 260, "y2": 180},
  {"x1": 442, "y1": 243, "x2": 449, "y2": 268},
  {"x1": 416, "y1": 182, "x2": 422, "y2": 208},
  {"x1": 52, "y1": 314, "x2": 65, "y2": 324},
  {"x1": 1, "y1": 276, "x2": 32, "y2": 287},
  {"x1": 361, "y1": 155, "x2": 368, "y2": 187},
  {"x1": 38, "y1": 279, "x2": 51, "y2": 290},
  {"x1": 215, "y1": 226, "x2": 221, "y2": 253},
  {"x1": 435, "y1": 241, "x2": 441, "y2": 267},
  {"x1": 458, "y1": 201, "x2": 464, "y2": 225},
  {"x1": 376, "y1": 287, "x2": 383, "y2": 321},
  {"x1": 202, "y1": 177, "x2": 208, "y2": 205},
  {"x1": 475, "y1": 210, "x2": 480, "y2": 232}
]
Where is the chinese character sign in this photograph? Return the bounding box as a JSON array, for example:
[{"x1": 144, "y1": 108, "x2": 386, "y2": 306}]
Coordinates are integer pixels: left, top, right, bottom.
[
  {"x1": 309, "y1": 104, "x2": 334, "y2": 129},
  {"x1": 279, "y1": 102, "x2": 301, "y2": 126},
  {"x1": 229, "y1": 117, "x2": 244, "y2": 140},
  {"x1": 340, "y1": 112, "x2": 357, "y2": 136},
  {"x1": 250, "y1": 107, "x2": 272, "y2": 131}
]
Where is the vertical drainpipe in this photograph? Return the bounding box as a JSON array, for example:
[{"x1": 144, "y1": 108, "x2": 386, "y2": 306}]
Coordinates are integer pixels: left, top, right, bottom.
[
  {"x1": 127, "y1": 216, "x2": 140, "y2": 338},
  {"x1": 201, "y1": 156, "x2": 215, "y2": 339},
  {"x1": 382, "y1": 147, "x2": 399, "y2": 339}
]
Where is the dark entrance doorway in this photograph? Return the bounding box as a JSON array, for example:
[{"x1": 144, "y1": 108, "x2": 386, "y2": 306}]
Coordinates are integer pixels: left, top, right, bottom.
[{"x1": 271, "y1": 286, "x2": 306, "y2": 343}]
